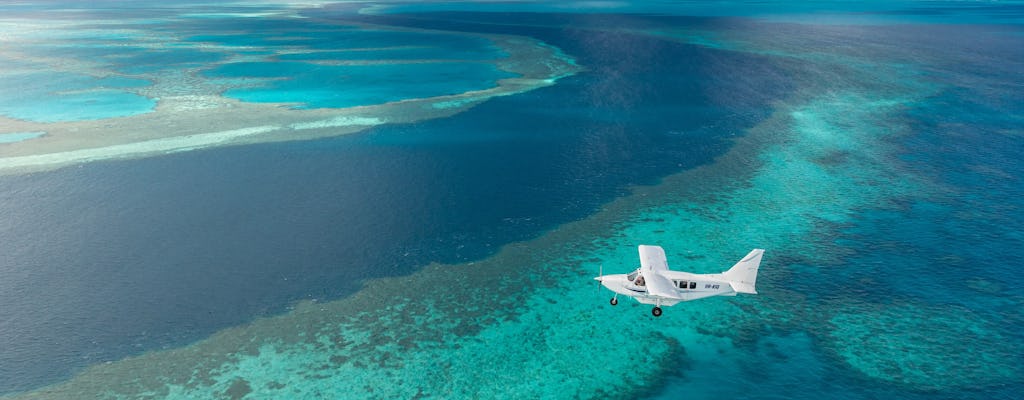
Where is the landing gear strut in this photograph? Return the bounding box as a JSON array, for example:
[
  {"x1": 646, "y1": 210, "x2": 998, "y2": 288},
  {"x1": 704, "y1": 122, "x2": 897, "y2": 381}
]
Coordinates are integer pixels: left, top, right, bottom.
[
  {"x1": 610, "y1": 297, "x2": 618, "y2": 306},
  {"x1": 652, "y1": 307, "x2": 662, "y2": 317}
]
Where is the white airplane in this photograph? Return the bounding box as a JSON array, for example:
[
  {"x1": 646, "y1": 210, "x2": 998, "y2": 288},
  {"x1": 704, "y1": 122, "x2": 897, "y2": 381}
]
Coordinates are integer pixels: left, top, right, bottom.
[{"x1": 595, "y1": 245, "x2": 764, "y2": 317}]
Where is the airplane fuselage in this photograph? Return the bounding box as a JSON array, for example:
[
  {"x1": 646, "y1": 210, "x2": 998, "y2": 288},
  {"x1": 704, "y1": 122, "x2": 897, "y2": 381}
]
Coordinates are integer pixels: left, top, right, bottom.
[{"x1": 599, "y1": 269, "x2": 739, "y2": 306}]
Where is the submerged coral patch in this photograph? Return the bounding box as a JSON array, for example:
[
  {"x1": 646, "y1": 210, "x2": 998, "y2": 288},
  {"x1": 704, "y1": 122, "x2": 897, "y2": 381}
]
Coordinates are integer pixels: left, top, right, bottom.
[{"x1": 828, "y1": 303, "x2": 1020, "y2": 390}]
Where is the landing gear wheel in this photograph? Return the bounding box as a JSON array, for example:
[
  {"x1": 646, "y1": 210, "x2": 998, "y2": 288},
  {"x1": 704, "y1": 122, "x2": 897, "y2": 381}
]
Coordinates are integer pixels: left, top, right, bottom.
[
  {"x1": 652, "y1": 307, "x2": 663, "y2": 317},
  {"x1": 610, "y1": 297, "x2": 618, "y2": 306}
]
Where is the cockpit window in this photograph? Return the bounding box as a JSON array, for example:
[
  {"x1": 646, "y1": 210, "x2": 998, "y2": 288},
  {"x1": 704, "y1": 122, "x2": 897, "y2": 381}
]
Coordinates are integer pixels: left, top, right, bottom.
[{"x1": 627, "y1": 271, "x2": 638, "y2": 281}]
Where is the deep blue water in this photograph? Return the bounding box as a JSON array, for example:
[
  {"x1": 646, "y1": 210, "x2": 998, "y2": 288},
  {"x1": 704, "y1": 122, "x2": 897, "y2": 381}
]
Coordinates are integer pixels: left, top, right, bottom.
[
  {"x1": 852, "y1": 91, "x2": 1024, "y2": 302},
  {"x1": 0, "y1": 15, "x2": 793, "y2": 393}
]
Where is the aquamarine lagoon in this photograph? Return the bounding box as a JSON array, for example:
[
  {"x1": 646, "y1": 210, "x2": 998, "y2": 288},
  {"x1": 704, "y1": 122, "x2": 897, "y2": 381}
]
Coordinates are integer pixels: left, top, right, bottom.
[
  {"x1": 0, "y1": 4, "x2": 573, "y2": 172},
  {"x1": 0, "y1": 1, "x2": 1021, "y2": 399},
  {"x1": 0, "y1": 71, "x2": 155, "y2": 123},
  {"x1": 208, "y1": 61, "x2": 516, "y2": 108}
]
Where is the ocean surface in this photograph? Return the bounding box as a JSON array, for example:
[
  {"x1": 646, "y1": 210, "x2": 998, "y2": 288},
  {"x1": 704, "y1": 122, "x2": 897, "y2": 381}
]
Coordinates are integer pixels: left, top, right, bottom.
[{"x1": 1, "y1": 1, "x2": 1022, "y2": 399}]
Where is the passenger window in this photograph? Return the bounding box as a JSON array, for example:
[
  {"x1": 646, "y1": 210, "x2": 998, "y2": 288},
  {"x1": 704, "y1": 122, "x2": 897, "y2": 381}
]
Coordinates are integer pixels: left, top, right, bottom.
[
  {"x1": 689, "y1": 282, "x2": 696, "y2": 289},
  {"x1": 678, "y1": 280, "x2": 687, "y2": 289}
]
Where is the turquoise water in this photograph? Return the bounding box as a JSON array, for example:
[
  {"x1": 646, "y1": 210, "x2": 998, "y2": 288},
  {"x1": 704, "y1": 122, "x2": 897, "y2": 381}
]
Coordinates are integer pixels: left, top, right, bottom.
[
  {"x1": 193, "y1": 25, "x2": 514, "y2": 108},
  {"x1": 0, "y1": 71, "x2": 155, "y2": 122},
  {"x1": 206, "y1": 62, "x2": 515, "y2": 108},
  {"x1": 0, "y1": 6, "x2": 515, "y2": 122},
  {"x1": 1, "y1": 1, "x2": 1023, "y2": 399},
  {"x1": 0, "y1": 132, "x2": 45, "y2": 144}
]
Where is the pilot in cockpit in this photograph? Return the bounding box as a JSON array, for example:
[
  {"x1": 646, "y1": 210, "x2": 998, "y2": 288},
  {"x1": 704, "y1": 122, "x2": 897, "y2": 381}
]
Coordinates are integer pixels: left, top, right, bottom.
[{"x1": 626, "y1": 269, "x2": 646, "y2": 288}]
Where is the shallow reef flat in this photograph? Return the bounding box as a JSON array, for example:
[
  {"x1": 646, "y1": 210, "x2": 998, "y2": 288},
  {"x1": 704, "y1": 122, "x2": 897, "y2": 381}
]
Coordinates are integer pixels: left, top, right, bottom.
[{"x1": 0, "y1": 6, "x2": 579, "y2": 174}]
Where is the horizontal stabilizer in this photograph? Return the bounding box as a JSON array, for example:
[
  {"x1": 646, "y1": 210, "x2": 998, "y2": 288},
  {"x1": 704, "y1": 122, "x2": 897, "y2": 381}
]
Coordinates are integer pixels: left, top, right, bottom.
[{"x1": 722, "y1": 249, "x2": 764, "y2": 294}]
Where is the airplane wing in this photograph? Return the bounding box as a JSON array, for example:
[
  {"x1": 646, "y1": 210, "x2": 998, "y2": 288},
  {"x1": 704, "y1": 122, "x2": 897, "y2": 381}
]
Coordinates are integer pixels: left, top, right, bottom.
[
  {"x1": 644, "y1": 270, "x2": 684, "y2": 300},
  {"x1": 639, "y1": 246, "x2": 682, "y2": 300},
  {"x1": 638, "y1": 245, "x2": 669, "y2": 272}
]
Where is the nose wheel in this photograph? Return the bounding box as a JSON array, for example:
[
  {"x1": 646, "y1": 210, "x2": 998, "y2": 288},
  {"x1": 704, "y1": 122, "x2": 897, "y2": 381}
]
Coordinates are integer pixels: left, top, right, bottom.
[
  {"x1": 652, "y1": 307, "x2": 662, "y2": 317},
  {"x1": 610, "y1": 297, "x2": 618, "y2": 306}
]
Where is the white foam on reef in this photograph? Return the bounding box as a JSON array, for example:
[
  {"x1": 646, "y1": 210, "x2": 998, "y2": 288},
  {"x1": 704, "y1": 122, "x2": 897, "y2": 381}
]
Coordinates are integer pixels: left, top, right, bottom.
[
  {"x1": 289, "y1": 116, "x2": 384, "y2": 130},
  {"x1": 430, "y1": 96, "x2": 488, "y2": 109},
  {"x1": 0, "y1": 126, "x2": 277, "y2": 170},
  {"x1": 180, "y1": 12, "x2": 290, "y2": 19}
]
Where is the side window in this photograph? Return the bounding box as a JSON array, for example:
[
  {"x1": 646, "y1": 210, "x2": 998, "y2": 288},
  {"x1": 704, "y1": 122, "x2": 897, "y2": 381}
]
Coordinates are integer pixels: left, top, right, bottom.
[
  {"x1": 677, "y1": 280, "x2": 688, "y2": 289},
  {"x1": 689, "y1": 282, "x2": 696, "y2": 289}
]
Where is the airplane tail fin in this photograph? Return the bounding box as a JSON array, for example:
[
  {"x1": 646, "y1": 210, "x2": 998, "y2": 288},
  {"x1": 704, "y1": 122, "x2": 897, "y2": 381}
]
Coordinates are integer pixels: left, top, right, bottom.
[{"x1": 722, "y1": 249, "x2": 764, "y2": 294}]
